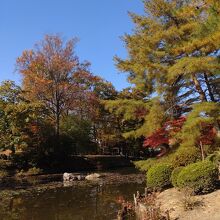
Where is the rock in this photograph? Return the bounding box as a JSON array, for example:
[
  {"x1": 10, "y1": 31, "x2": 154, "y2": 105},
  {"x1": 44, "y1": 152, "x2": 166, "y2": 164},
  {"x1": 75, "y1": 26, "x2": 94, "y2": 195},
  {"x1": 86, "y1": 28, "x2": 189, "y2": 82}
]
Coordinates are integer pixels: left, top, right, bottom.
[
  {"x1": 77, "y1": 175, "x2": 85, "y2": 181},
  {"x1": 63, "y1": 172, "x2": 102, "y2": 182},
  {"x1": 63, "y1": 173, "x2": 85, "y2": 182},
  {"x1": 85, "y1": 173, "x2": 101, "y2": 180},
  {"x1": 63, "y1": 172, "x2": 72, "y2": 181},
  {"x1": 135, "y1": 203, "x2": 149, "y2": 220},
  {"x1": 156, "y1": 188, "x2": 220, "y2": 220}
]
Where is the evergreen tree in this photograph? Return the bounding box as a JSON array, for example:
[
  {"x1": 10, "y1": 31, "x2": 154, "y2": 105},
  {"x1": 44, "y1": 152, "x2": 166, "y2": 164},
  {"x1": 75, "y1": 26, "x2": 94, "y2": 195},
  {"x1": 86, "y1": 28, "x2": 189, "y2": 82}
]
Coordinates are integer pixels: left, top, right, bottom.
[{"x1": 106, "y1": 0, "x2": 220, "y2": 148}]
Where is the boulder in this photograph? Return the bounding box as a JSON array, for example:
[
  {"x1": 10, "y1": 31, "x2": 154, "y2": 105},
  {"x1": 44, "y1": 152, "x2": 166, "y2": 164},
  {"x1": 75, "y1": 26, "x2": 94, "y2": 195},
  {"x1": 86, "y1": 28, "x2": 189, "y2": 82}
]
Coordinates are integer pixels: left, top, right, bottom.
[
  {"x1": 63, "y1": 172, "x2": 101, "y2": 182},
  {"x1": 85, "y1": 173, "x2": 101, "y2": 180},
  {"x1": 77, "y1": 175, "x2": 85, "y2": 181},
  {"x1": 63, "y1": 172, "x2": 85, "y2": 181}
]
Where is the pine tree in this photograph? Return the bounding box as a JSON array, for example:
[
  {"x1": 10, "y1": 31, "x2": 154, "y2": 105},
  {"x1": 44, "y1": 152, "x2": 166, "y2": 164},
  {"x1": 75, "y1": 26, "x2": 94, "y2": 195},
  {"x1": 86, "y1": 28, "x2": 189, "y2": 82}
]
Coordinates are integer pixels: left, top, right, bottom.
[{"x1": 106, "y1": 0, "x2": 220, "y2": 143}]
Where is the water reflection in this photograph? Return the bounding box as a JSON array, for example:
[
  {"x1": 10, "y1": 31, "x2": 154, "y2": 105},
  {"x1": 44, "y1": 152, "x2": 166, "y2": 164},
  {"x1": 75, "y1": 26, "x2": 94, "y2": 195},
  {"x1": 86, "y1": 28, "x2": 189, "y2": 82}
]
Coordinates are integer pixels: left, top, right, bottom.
[{"x1": 0, "y1": 170, "x2": 145, "y2": 220}]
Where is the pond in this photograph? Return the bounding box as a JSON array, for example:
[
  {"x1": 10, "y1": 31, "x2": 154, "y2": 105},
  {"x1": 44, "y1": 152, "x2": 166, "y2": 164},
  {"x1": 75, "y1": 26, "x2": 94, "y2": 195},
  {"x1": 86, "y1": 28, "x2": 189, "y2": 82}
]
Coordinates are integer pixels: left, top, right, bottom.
[{"x1": 0, "y1": 168, "x2": 145, "y2": 220}]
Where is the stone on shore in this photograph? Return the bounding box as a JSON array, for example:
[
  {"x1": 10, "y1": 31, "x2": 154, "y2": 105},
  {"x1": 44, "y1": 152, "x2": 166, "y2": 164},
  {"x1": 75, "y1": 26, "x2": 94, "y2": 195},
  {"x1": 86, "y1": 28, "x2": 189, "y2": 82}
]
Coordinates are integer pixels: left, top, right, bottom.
[
  {"x1": 63, "y1": 173, "x2": 85, "y2": 181},
  {"x1": 85, "y1": 173, "x2": 101, "y2": 180},
  {"x1": 63, "y1": 172, "x2": 101, "y2": 182}
]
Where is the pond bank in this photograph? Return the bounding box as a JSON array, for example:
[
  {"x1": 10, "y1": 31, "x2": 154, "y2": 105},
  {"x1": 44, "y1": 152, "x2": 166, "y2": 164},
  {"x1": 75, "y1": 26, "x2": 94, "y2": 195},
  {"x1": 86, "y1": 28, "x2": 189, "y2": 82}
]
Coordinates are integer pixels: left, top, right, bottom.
[
  {"x1": 1, "y1": 155, "x2": 135, "y2": 185},
  {"x1": 134, "y1": 187, "x2": 220, "y2": 220},
  {"x1": 157, "y1": 187, "x2": 220, "y2": 220},
  {"x1": 49, "y1": 155, "x2": 135, "y2": 173},
  {"x1": 1, "y1": 155, "x2": 134, "y2": 175},
  {"x1": 1, "y1": 167, "x2": 145, "y2": 190}
]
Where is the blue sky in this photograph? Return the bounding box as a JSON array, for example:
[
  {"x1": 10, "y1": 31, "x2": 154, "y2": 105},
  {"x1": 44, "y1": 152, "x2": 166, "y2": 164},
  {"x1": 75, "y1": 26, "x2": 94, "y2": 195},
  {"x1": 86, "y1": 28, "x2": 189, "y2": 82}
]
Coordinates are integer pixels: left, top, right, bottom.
[{"x1": 0, "y1": 0, "x2": 144, "y2": 91}]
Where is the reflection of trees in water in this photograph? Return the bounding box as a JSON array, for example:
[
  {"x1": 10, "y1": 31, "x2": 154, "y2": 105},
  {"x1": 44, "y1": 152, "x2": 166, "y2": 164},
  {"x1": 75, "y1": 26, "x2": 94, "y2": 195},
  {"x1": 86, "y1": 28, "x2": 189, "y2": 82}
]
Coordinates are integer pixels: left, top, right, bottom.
[
  {"x1": 0, "y1": 192, "x2": 26, "y2": 220},
  {"x1": 0, "y1": 181, "x2": 143, "y2": 220}
]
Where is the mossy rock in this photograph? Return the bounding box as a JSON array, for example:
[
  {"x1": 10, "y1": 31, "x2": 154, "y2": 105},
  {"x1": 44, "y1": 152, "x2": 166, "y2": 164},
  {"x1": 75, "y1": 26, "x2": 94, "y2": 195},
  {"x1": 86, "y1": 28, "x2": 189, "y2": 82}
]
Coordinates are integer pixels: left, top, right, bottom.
[
  {"x1": 171, "y1": 166, "x2": 184, "y2": 187},
  {"x1": 177, "y1": 160, "x2": 218, "y2": 194},
  {"x1": 146, "y1": 163, "x2": 173, "y2": 191}
]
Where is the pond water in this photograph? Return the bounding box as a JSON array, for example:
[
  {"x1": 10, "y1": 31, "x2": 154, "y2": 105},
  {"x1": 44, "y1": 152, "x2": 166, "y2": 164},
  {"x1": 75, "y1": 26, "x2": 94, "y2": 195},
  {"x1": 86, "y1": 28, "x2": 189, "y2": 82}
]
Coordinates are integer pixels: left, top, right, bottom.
[{"x1": 0, "y1": 168, "x2": 145, "y2": 220}]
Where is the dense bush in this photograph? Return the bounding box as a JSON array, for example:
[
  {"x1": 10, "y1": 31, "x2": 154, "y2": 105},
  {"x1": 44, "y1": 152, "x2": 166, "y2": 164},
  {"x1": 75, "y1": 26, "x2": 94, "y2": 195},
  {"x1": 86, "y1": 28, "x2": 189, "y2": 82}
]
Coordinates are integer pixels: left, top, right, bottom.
[
  {"x1": 171, "y1": 166, "x2": 184, "y2": 187},
  {"x1": 146, "y1": 163, "x2": 173, "y2": 190},
  {"x1": 206, "y1": 151, "x2": 220, "y2": 166},
  {"x1": 135, "y1": 146, "x2": 201, "y2": 174},
  {"x1": 171, "y1": 147, "x2": 201, "y2": 167},
  {"x1": 134, "y1": 158, "x2": 157, "y2": 172},
  {"x1": 177, "y1": 160, "x2": 218, "y2": 194}
]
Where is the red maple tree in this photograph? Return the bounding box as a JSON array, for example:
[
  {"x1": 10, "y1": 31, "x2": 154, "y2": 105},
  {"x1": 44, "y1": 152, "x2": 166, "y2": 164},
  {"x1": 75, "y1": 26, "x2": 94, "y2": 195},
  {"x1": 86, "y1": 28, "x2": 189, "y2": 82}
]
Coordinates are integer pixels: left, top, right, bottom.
[
  {"x1": 143, "y1": 117, "x2": 186, "y2": 148},
  {"x1": 199, "y1": 123, "x2": 217, "y2": 146},
  {"x1": 143, "y1": 116, "x2": 218, "y2": 159}
]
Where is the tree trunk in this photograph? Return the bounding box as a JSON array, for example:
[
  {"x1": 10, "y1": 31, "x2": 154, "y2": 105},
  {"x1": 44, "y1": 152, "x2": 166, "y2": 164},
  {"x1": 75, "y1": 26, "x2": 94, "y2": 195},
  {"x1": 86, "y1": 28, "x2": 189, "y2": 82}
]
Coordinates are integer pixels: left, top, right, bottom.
[
  {"x1": 203, "y1": 73, "x2": 216, "y2": 102},
  {"x1": 55, "y1": 96, "x2": 60, "y2": 145},
  {"x1": 192, "y1": 75, "x2": 207, "y2": 102},
  {"x1": 56, "y1": 113, "x2": 60, "y2": 138},
  {"x1": 55, "y1": 87, "x2": 60, "y2": 144},
  {"x1": 199, "y1": 141, "x2": 205, "y2": 161}
]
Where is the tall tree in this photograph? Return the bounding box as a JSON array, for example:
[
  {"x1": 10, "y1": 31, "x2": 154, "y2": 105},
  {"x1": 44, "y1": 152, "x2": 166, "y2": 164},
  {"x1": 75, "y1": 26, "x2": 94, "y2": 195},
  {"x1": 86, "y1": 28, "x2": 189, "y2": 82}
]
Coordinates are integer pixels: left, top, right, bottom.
[
  {"x1": 0, "y1": 81, "x2": 46, "y2": 153},
  {"x1": 106, "y1": 0, "x2": 220, "y2": 141},
  {"x1": 17, "y1": 35, "x2": 90, "y2": 140}
]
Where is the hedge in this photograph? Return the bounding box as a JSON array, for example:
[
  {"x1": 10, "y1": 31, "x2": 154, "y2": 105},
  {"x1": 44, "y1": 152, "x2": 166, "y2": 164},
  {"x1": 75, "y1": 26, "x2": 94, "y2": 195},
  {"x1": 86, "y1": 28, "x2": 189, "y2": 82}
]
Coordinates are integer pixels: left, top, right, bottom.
[
  {"x1": 171, "y1": 147, "x2": 201, "y2": 167},
  {"x1": 171, "y1": 166, "x2": 184, "y2": 187},
  {"x1": 177, "y1": 160, "x2": 218, "y2": 194},
  {"x1": 146, "y1": 163, "x2": 173, "y2": 190}
]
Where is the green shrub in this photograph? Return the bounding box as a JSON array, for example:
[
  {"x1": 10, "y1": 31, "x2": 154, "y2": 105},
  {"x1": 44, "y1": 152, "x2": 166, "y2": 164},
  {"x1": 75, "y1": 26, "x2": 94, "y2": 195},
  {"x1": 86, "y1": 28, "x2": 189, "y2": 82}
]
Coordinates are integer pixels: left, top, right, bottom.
[
  {"x1": 135, "y1": 147, "x2": 201, "y2": 173},
  {"x1": 134, "y1": 158, "x2": 157, "y2": 172},
  {"x1": 146, "y1": 163, "x2": 173, "y2": 190},
  {"x1": 171, "y1": 166, "x2": 184, "y2": 187},
  {"x1": 171, "y1": 147, "x2": 201, "y2": 167},
  {"x1": 177, "y1": 160, "x2": 218, "y2": 194},
  {"x1": 206, "y1": 151, "x2": 220, "y2": 166}
]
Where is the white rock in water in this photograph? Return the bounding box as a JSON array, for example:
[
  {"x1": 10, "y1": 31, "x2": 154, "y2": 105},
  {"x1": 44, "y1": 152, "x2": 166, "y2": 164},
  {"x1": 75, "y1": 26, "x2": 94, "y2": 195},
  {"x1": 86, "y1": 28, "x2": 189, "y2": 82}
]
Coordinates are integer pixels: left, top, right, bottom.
[
  {"x1": 63, "y1": 172, "x2": 71, "y2": 181},
  {"x1": 77, "y1": 175, "x2": 85, "y2": 180},
  {"x1": 63, "y1": 172, "x2": 77, "y2": 181},
  {"x1": 63, "y1": 172, "x2": 85, "y2": 181},
  {"x1": 85, "y1": 173, "x2": 101, "y2": 180}
]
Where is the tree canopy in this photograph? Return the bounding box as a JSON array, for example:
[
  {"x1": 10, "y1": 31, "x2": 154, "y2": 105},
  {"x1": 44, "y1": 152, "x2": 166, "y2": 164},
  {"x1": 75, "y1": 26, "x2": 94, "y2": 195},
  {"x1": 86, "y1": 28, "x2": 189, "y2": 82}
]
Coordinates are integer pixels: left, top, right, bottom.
[
  {"x1": 105, "y1": 0, "x2": 220, "y2": 144},
  {"x1": 0, "y1": 1, "x2": 220, "y2": 174}
]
